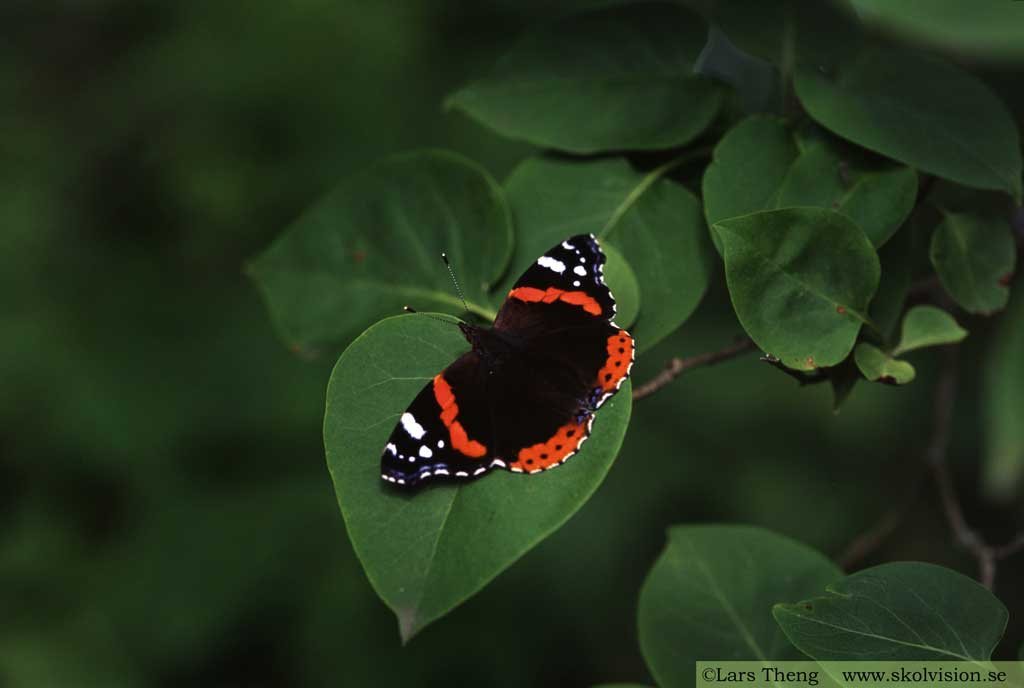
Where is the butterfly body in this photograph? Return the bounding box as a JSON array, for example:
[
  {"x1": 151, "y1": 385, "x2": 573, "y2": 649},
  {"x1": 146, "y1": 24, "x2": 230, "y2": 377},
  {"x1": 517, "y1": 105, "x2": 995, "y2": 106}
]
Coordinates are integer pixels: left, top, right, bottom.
[{"x1": 381, "y1": 234, "x2": 634, "y2": 487}]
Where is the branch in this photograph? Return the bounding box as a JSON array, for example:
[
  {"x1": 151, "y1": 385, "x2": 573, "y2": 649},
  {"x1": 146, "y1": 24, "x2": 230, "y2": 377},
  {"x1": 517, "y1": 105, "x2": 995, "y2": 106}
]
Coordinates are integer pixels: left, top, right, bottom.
[
  {"x1": 632, "y1": 337, "x2": 757, "y2": 401},
  {"x1": 840, "y1": 345, "x2": 1024, "y2": 582},
  {"x1": 923, "y1": 347, "x2": 994, "y2": 586},
  {"x1": 925, "y1": 347, "x2": 1024, "y2": 589},
  {"x1": 995, "y1": 532, "x2": 1024, "y2": 559}
]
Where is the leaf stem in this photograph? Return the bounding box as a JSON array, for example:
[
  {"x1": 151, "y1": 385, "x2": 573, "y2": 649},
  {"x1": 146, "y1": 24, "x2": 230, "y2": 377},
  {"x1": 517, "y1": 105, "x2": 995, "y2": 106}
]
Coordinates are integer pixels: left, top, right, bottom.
[
  {"x1": 599, "y1": 146, "x2": 713, "y2": 237},
  {"x1": 632, "y1": 337, "x2": 758, "y2": 401}
]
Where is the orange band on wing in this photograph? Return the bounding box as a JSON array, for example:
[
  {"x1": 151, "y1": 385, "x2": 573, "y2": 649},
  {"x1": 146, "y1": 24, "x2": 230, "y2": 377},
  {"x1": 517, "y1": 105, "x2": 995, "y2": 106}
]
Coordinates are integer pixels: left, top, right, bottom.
[
  {"x1": 433, "y1": 375, "x2": 487, "y2": 458},
  {"x1": 513, "y1": 420, "x2": 588, "y2": 470},
  {"x1": 509, "y1": 287, "x2": 602, "y2": 316},
  {"x1": 597, "y1": 331, "x2": 634, "y2": 393}
]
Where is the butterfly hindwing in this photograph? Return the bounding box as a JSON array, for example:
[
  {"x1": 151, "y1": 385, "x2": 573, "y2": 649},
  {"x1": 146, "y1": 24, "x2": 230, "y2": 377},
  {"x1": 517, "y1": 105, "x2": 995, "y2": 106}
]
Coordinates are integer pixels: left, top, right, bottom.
[{"x1": 489, "y1": 234, "x2": 634, "y2": 473}]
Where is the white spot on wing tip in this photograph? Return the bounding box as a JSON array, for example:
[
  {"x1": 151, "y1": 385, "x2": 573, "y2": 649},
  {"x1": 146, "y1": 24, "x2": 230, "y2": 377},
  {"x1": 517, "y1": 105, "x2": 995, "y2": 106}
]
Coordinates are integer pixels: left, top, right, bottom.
[
  {"x1": 418, "y1": 445, "x2": 433, "y2": 458},
  {"x1": 400, "y1": 413, "x2": 426, "y2": 440},
  {"x1": 537, "y1": 255, "x2": 566, "y2": 274},
  {"x1": 573, "y1": 265, "x2": 587, "y2": 276}
]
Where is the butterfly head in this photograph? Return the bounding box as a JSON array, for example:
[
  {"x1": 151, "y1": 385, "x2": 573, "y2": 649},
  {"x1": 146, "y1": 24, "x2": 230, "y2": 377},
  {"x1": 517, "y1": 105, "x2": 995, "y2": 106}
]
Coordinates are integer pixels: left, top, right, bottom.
[{"x1": 459, "y1": 322, "x2": 515, "y2": 373}]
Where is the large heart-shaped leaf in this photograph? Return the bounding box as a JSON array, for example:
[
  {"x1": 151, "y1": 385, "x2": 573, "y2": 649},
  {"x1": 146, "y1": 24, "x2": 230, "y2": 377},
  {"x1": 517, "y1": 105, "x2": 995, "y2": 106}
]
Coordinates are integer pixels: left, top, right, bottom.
[
  {"x1": 503, "y1": 157, "x2": 714, "y2": 351},
  {"x1": 774, "y1": 562, "x2": 1009, "y2": 660},
  {"x1": 929, "y1": 211, "x2": 1017, "y2": 315},
  {"x1": 795, "y1": 47, "x2": 1023, "y2": 200},
  {"x1": 983, "y1": 290, "x2": 1024, "y2": 502},
  {"x1": 325, "y1": 315, "x2": 631, "y2": 642},
  {"x1": 703, "y1": 116, "x2": 917, "y2": 249},
  {"x1": 638, "y1": 525, "x2": 842, "y2": 688},
  {"x1": 446, "y1": 2, "x2": 721, "y2": 153},
  {"x1": 715, "y1": 207, "x2": 880, "y2": 370},
  {"x1": 248, "y1": 150, "x2": 512, "y2": 357}
]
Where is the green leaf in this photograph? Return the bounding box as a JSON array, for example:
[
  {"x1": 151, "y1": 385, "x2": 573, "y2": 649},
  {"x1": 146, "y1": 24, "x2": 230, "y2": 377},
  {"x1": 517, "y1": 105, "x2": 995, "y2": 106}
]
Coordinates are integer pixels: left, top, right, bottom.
[
  {"x1": 983, "y1": 290, "x2": 1024, "y2": 502},
  {"x1": 503, "y1": 157, "x2": 714, "y2": 351},
  {"x1": 715, "y1": 208, "x2": 880, "y2": 370},
  {"x1": 602, "y1": 242, "x2": 641, "y2": 329},
  {"x1": 929, "y1": 211, "x2": 1017, "y2": 315},
  {"x1": 638, "y1": 525, "x2": 842, "y2": 688},
  {"x1": 777, "y1": 141, "x2": 917, "y2": 248},
  {"x1": 248, "y1": 150, "x2": 512, "y2": 357},
  {"x1": 325, "y1": 315, "x2": 632, "y2": 642},
  {"x1": 853, "y1": 343, "x2": 915, "y2": 385},
  {"x1": 447, "y1": 2, "x2": 721, "y2": 153},
  {"x1": 774, "y1": 561, "x2": 1009, "y2": 661},
  {"x1": 703, "y1": 116, "x2": 917, "y2": 251},
  {"x1": 893, "y1": 305, "x2": 967, "y2": 355},
  {"x1": 851, "y1": 0, "x2": 1024, "y2": 63},
  {"x1": 703, "y1": 116, "x2": 798, "y2": 244},
  {"x1": 795, "y1": 47, "x2": 1023, "y2": 200}
]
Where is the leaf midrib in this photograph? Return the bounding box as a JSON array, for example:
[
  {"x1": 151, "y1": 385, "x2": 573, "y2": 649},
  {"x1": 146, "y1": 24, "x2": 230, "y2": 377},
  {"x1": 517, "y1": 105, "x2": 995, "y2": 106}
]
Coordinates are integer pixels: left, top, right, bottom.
[
  {"x1": 830, "y1": 73, "x2": 1015, "y2": 191},
  {"x1": 777, "y1": 606, "x2": 974, "y2": 661},
  {"x1": 945, "y1": 215, "x2": 987, "y2": 309},
  {"x1": 715, "y1": 221, "x2": 872, "y2": 324},
  {"x1": 670, "y1": 538, "x2": 769, "y2": 662},
  {"x1": 272, "y1": 266, "x2": 498, "y2": 321},
  {"x1": 409, "y1": 488, "x2": 458, "y2": 637},
  {"x1": 600, "y1": 149, "x2": 709, "y2": 238}
]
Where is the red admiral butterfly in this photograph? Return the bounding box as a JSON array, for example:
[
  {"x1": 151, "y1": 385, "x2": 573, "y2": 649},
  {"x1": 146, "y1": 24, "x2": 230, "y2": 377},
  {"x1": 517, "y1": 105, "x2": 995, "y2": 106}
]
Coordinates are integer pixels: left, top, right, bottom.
[{"x1": 381, "y1": 233, "x2": 634, "y2": 487}]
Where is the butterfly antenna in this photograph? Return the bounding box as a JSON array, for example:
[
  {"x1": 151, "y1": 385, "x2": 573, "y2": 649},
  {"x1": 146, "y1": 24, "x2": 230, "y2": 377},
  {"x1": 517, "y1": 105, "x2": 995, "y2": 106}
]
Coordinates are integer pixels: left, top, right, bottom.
[{"x1": 441, "y1": 252, "x2": 471, "y2": 319}]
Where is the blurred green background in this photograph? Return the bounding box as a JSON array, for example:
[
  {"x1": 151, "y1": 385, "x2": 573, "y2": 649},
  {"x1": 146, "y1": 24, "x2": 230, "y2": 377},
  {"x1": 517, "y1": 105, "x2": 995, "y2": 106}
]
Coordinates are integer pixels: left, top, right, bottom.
[{"x1": 3, "y1": 1, "x2": 1023, "y2": 686}]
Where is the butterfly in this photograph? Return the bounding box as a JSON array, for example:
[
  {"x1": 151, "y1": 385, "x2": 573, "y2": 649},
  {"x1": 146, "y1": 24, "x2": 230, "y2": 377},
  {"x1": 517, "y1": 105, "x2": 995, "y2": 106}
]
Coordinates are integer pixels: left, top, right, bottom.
[{"x1": 381, "y1": 233, "x2": 634, "y2": 487}]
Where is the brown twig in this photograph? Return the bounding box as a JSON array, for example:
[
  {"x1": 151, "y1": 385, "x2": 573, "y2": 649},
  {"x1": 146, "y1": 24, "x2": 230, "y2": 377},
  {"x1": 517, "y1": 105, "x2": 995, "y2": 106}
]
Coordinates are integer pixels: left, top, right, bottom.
[
  {"x1": 995, "y1": 532, "x2": 1024, "y2": 559},
  {"x1": 631, "y1": 338, "x2": 758, "y2": 401},
  {"x1": 906, "y1": 275, "x2": 942, "y2": 301},
  {"x1": 924, "y1": 347, "x2": 1024, "y2": 589},
  {"x1": 839, "y1": 346, "x2": 1024, "y2": 584},
  {"x1": 923, "y1": 348, "x2": 993, "y2": 585}
]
